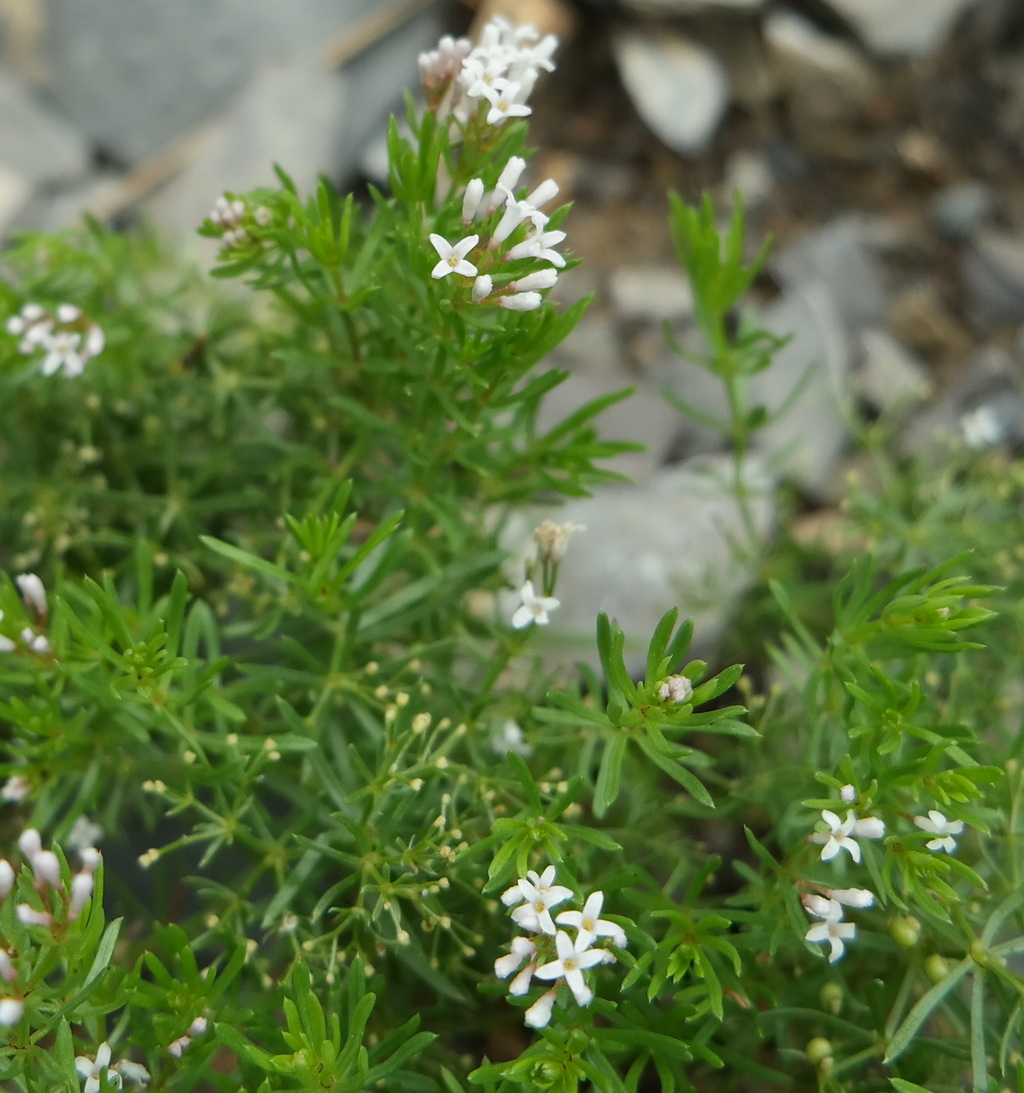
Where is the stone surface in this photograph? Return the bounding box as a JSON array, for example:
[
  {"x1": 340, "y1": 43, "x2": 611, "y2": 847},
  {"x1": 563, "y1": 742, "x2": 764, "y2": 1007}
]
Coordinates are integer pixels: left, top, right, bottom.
[
  {"x1": 821, "y1": 0, "x2": 978, "y2": 58},
  {"x1": 512, "y1": 455, "x2": 775, "y2": 673},
  {"x1": 771, "y1": 218, "x2": 886, "y2": 334},
  {"x1": 765, "y1": 10, "x2": 878, "y2": 157},
  {"x1": 856, "y1": 328, "x2": 933, "y2": 414},
  {"x1": 747, "y1": 283, "x2": 852, "y2": 500},
  {"x1": 42, "y1": 0, "x2": 421, "y2": 166},
  {"x1": 0, "y1": 64, "x2": 90, "y2": 184},
  {"x1": 929, "y1": 180, "x2": 995, "y2": 241},
  {"x1": 611, "y1": 26, "x2": 729, "y2": 158},
  {"x1": 607, "y1": 265, "x2": 694, "y2": 323},
  {"x1": 963, "y1": 230, "x2": 1024, "y2": 324},
  {"x1": 0, "y1": 162, "x2": 32, "y2": 237}
]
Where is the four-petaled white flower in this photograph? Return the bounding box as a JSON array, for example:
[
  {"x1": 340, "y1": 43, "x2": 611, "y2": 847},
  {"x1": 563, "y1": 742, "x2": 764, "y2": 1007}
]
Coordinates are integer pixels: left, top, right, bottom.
[
  {"x1": 914, "y1": 810, "x2": 965, "y2": 854},
  {"x1": 555, "y1": 891, "x2": 626, "y2": 950},
  {"x1": 511, "y1": 580, "x2": 559, "y2": 629},
  {"x1": 428, "y1": 233, "x2": 479, "y2": 279},
  {"x1": 509, "y1": 875, "x2": 574, "y2": 935},
  {"x1": 481, "y1": 80, "x2": 532, "y2": 126},
  {"x1": 810, "y1": 809, "x2": 885, "y2": 863},
  {"x1": 76, "y1": 1042, "x2": 120, "y2": 1093},
  {"x1": 805, "y1": 910, "x2": 856, "y2": 964},
  {"x1": 534, "y1": 929, "x2": 606, "y2": 1005}
]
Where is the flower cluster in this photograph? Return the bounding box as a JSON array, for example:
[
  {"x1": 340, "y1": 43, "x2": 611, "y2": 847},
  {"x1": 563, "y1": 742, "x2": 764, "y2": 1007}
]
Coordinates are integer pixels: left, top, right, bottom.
[
  {"x1": 0, "y1": 828, "x2": 103, "y2": 1026},
  {"x1": 418, "y1": 16, "x2": 556, "y2": 127},
  {"x1": 75, "y1": 1042, "x2": 150, "y2": 1091},
  {"x1": 207, "y1": 194, "x2": 271, "y2": 250},
  {"x1": 167, "y1": 1015, "x2": 209, "y2": 1057},
  {"x1": 494, "y1": 866, "x2": 625, "y2": 1028},
  {"x1": 5, "y1": 303, "x2": 104, "y2": 377},
  {"x1": 428, "y1": 155, "x2": 566, "y2": 313},
  {"x1": 0, "y1": 572, "x2": 52, "y2": 658}
]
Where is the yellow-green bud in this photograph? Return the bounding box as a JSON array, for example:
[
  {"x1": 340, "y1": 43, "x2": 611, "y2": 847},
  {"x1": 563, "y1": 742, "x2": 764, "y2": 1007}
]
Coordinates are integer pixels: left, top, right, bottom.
[
  {"x1": 890, "y1": 915, "x2": 921, "y2": 947},
  {"x1": 924, "y1": 954, "x2": 950, "y2": 983},
  {"x1": 819, "y1": 981, "x2": 844, "y2": 1015},
  {"x1": 806, "y1": 1037, "x2": 833, "y2": 1067}
]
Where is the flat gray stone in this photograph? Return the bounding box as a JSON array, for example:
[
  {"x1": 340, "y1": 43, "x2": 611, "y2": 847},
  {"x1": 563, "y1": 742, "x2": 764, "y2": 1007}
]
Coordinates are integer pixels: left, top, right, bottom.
[
  {"x1": 822, "y1": 0, "x2": 977, "y2": 58},
  {"x1": 930, "y1": 180, "x2": 995, "y2": 241},
  {"x1": 607, "y1": 265, "x2": 694, "y2": 323},
  {"x1": 0, "y1": 163, "x2": 32, "y2": 238},
  {"x1": 771, "y1": 218, "x2": 886, "y2": 334},
  {"x1": 747, "y1": 283, "x2": 852, "y2": 500},
  {"x1": 42, "y1": 0, "x2": 420, "y2": 165},
  {"x1": 611, "y1": 26, "x2": 729, "y2": 158},
  {"x1": 506, "y1": 455, "x2": 775, "y2": 673},
  {"x1": 963, "y1": 230, "x2": 1024, "y2": 324},
  {"x1": 0, "y1": 64, "x2": 90, "y2": 184}
]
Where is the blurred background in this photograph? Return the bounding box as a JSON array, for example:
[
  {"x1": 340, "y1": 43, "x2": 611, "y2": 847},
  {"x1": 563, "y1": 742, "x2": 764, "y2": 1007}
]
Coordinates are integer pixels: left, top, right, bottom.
[{"x1": 2, "y1": 0, "x2": 1024, "y2": 656}]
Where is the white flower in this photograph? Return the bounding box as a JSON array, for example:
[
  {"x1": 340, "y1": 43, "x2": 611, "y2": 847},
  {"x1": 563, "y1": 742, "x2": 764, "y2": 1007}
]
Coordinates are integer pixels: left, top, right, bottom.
[
  {"x1": 493, "y1": 719, "x2": 533, "y2": 757},
  {"x1": 825, "y1": 887, "x2": 874, "y2": 909},
  {"x1": 534, "y1": 929, "x2": 606, "y2": 1005},
  {"x1": 472, "y1": 274, "x2": 494, "y2": 302},
  {"x1": 802, "y1": 893, "x2": 842, "y2": 921},
  {"x1": 506, "y1": 228, "x2": 567, "y2": 267},
  {"x1": 428, "y1": 233, "x2": 479, "y2": 279},
  {"x1": 492, "y1": 191, "x2": 546, "y2": 244},
  {"x1": 914, "y1": 810, "x2": 965, "y2": 854},
  {"x1": 555, "y1": 891, "x2": 627, "y2": 950},
  {"x1": 16, "y1": 904, "x2": 52, "y2": 927},
  {"x1": 462, "y1": 178, "x2": 485, "y2": 223},
  {"x1": 114, "y1": 1059, "x2": 150, "y2": 1086},
  {"x1": 523, "y1": 987, "x2": 557, "y2": 1028},
  {"x1": 509, "y1": 875, "x2": 574, "y2": 935},
  {"x1": 840, "y1": 784, "x2": 857, "y2": 803},
  {"x1": 525, "y1": 178, "x2": 559, "y2": 210},
  {"x1": 68, "y1": 815, "x2": 104, "y2": 853},
  {"x1": 1, "y1": 775, "x2": 31, "y2": 802},
  {"x1": 76, "y1": 1042, "x2": 121, "y2": 1093},
  {"x1": 30, "y1": 849, "x2": 62, "y2": 890},
  {"x1": 0, "y1": 860, "x2": 13, "y2": 897},
  {"x1": 18, "y1": 829, "x2": 41, "y2": 860},
  {"x1": 809, "y1": 809, "x2": 885, "y2": 863},
  {"x1": 495, "y1": 935, "x2": 538, "y2": 979},
  {"x1": 501, "y1": 865, "x2": 562, "y2": 906},
  {"x1": 658, "y1": 675, "x2": 693, "y2": 703},
  {"x1": 499, "y1": 291, "x2": 543, "y2": 312},
  {"x1": 69, "y1": 872, "x2": 95, "y2": 918},
  {"x1": 481, "y1": 80, "x2": 532, "y2": 126},
  {"x1": 15, "y1": 573, "x2": 47, "y2": 616},
  {"x1": 0, "y1": 998, "x2": 23, "y2": 1026},
  {"x1": 805, "y1": 916, "x2": 856, "y2": 963},
  {"x1": 511, "y1": 580, "x2": 559, "y2": 629},
  {"x1": 41, "y1": 330, "x2": 85, "y2": 377}
]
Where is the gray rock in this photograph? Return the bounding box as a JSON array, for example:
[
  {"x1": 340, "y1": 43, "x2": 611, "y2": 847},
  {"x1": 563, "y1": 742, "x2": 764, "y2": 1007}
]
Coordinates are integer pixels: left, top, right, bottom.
[
  {"x1": 13, "y1": 171, "x2": 124, "y2": 234},
  {"x1": 511, "y1": 455, "x2": 775, "y2": 674},
  {"x1": 856, "y1": 328, "x2": 932, "y2": 414},
  {"x1": 821, "y1": 0, "x2": 977, "y2": 58},
  {"x1": 771, "y1": 218, "x2": 886, "y2": 334},
  {"x1": 746, "y1": 283, "x2": 852, "y2": 500},
  {"x1": 607, "y1": 265, "x2": 694, "y2": 323},
  {"x1": 963, "y1": 230, "x2": 1024, "y2": 325},
  {"x1": 723, "y1": 150, "x2": 774, "y2": 210},
  {"x1": 611, "y1": 26, "x2": 729, "y2": 158},
  {"x1": 0, "y1": 64, "x2": 90, "y2": 184},
  {"x1": 42, "y1": 0, "x2": 428, "y2": 166},
  {"x1": 929, "y1": 181, "x2": 995, "y2": 241},
  {"x1": 0, "y1": 163, "x2": 32, "y2": 238}
]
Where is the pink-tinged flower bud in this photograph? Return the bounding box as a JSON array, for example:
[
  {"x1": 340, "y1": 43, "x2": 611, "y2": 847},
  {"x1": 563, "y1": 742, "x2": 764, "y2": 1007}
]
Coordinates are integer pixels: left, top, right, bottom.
[
  {"x1": 18, "y1": 830, "x2": 41, "y2": 861},
  {"x1": 69, "y1": 872, "x2": 94, "y2": 918},
  {"x1": 15, "y1": 574, "x2": 46, "y2": 616},
  {"x1": 0, "y1": 950, "x2": 17, "y2": 982},
  {"x1": 31, "y1": 850, "x2": 61, "y2": 890},
  {"x1": 508, "y1": 269, "x2": 558, "y2": 293},
  {"x1": 0, "y1": 998, "x2": 23, "y2": 1026},
  {"x1": 188, "y1": 1016, "x2": 208, "y2": 1037},
  {"x1": 499, "y1": 291, "x2": 542, "y2": 312},
  {"x1": 0, "y1": 860, "x2": 12, "y2": 898},
  {"x1": 840, "y1": 784, "x2": 856, "y2": 803},
  {"x1": 167, "y1": 1035, "x2": 191, "y2": 1057},
  {"x1": 79, "y1": 847, "x2": 101, "y2": 874},
  {"x1": 16, "y1": 905, "x2": 52, "y2": 928}
]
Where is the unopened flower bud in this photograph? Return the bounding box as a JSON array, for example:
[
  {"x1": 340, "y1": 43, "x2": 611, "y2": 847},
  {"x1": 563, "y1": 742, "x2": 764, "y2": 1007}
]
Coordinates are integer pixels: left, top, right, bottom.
[
  {"x1": 31, "y1": 850, "x2": 62, "y2": 890},
  {"x1": 890, "y1": 916, "x2": 921, "y2": 948},
  {"x1": 69, "y1": 872, "x2": 94, "y2": 917},
  {"x1": 15, "y1": 574, "x2": 46, "y2": 616},
  {"x1": 18, "y1": 829, "x2": 41, "y2": 861},
  {"x1": 0, "y1": 998, "x2": 23, "y2": 1026},
  {"x1": 806, "y1": 1037, "x2": 833, "y2": 1067},
  {"x1": 16, "y1": 905, "x2": 52, "y2": 927},
  {"x1": 819, "y1": 982, "x2": 843, "y2": 1015},
  {"x1": 0, "y1": 951, "x2": 16, "y2": 983},
  {"x1": 840, "y1": 784, "x2": 856, "y2": 803},
  {"x1": 499, "y1": 291, "x2": 542, "y2": 312},
  {"x1": 924, "y1": 953, "x2": 950, "y2": 983},
  {"x1": 0, "y1": 860, "x2": 12, "y2": 898}
]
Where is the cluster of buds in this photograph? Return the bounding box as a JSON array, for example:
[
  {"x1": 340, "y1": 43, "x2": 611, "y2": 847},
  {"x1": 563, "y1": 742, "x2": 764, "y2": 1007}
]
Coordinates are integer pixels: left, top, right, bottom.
[
  {"x1": 0, "y1": 829, "x2": 102, "y2": 1025},
  {"x1": 167, "y1": 1015, "x2": 209, "y2": 1057},
  {"x1": 509, "y1": 520, "x2": 584, "y2": 630},
  {"x1": 418, "y1": 16, "x2": 556, "y2": 127},
  {"x1": 429, "y1": 156, "x2": 567, "y2": 313},
  {"x1": 0, "y1": 572, "x2": 51, "y2": 658},
  {"x1": 207, "y1": 194, "x2": 272, "y2": 250},
  {"x1": 494, "y1": 866, "x2": 625, "y2": 1028},
  {"x1": 5, "y1": 303, "x2": 104, "y2": 377}
]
